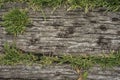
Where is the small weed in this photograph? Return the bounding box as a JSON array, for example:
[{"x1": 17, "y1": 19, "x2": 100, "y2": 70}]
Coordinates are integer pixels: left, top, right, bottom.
[{"x1": 40, "y1": 56, "x2": 59, "y2": 66}]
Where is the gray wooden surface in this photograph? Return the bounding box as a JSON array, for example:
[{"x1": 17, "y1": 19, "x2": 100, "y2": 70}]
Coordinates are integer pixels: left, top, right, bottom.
[
  {"x1": 0, "y1": 3, "x2": 120, "y2": 80},
  {"x1": 0, "y1": 65, "x2": 120, "y2": 80},
  {"x1": 0, "y1": 3, "x2": 120, "y2": 55}
]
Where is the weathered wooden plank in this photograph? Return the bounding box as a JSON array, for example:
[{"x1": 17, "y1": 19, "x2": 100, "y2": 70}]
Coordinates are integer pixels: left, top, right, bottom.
[
  {"x1": 0, "y1": 3, "x2": 120, "y2": 55},
  {"x1": 0, "y1": 65, "x2": 78, "y2": 80},
  {"x1": 0, "y1": 65, "x2": 120, "y2": 80}
]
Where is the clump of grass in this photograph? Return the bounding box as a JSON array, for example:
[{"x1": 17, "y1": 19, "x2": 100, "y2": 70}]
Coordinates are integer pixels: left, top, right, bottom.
[
  {"x1": 1, "y1": 8, "x2": 30, "y2": 36},
  {"x1": 28, "y1": 0, "x2": 64, "y2": 9},
  {"x1": 0, "y1": 43, "x2": 37, "y2": 65},
  {"x1": 39, "y1": 52, "x2": 120, "y2": 69},
  {"x1": 98, "y1": 0, "x2": 120, "y2": 11},
  {"x1": 92, "y1": 52, "x2": 120, "y2": 68},
  {"x1": 0, "y1": 0, "x2": 120, "y2": 13},
  {"x1": 67, "y1": 0, "x2": 98, "y2": 13},
  {"x1": 59, "y1": 55, "x2": 93, "y2": 69}
]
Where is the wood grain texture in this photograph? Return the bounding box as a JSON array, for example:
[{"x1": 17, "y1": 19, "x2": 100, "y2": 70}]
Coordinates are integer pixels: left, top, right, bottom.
[
  {"x1": 0, "y1": 65, "x2": 78, "y2": 80},
  {"x1": 0, "y1": 65, "x2": 120, "y2": 80},
  {"x1": 0, "y1": 3, "x2": 120, "y2": 55}
]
